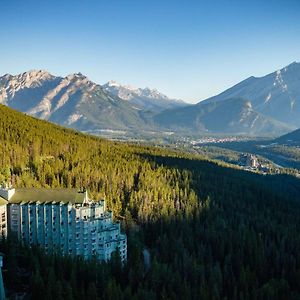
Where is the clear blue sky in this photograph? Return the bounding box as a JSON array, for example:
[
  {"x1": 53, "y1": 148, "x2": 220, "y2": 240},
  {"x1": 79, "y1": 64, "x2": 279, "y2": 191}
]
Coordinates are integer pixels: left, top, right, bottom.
[{"x1": 0, "y1": 0, "x2": 299, "y2": 103}]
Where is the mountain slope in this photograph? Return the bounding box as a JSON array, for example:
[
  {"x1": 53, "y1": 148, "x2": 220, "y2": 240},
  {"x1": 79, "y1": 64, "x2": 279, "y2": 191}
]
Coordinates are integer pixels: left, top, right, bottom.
[
  {"x1": 201, "y1": 61, "x2": 300, "y2": 126},
  {"x1": 0, "y1": 70, "x2": 154, "y2": 132},
  {"x1": 275, "y1": 127, "x2": 300, "y2": 145},
  {"x1": 2, "y1": 104, "x2": 300, "y2": 299},
  {"x1": 102, "y1": 80, "x2": 186, "y2": 112},
  {"x1": 155, "y1": 97, "x2": 293, "y2": 135},
  {"x1": 154, "y1": 62, "x2": 300, "y2": 136}
]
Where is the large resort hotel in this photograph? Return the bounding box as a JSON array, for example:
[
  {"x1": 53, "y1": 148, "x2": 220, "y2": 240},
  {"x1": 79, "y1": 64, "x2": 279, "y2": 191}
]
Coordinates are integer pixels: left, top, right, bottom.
[{"x1": 0, "y1": 185, "x2": 127, "y2": 262}]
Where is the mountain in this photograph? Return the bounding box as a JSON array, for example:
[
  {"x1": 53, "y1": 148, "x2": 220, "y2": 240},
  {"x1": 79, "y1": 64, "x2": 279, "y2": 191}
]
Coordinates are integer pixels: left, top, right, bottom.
[
  {"x1": 201, "y1": 61, "x2": 300, "y2": 127},
  {"x1": 275, "y1": 127, "x2": 300, "y2": 145},
  {"x1": 155, "y1": 62, "x2": 300, "y2": 136},
  {"x1": 2, "y1": 63, "x2": 300, "y2": 138},
  {"x1": 0, "y1": 70, "x2": 154, "y2": 132},
  {"x1": 155, "y1": 97, "x2": 293, "y2": 136},
  {"x1": 102, "y1": 80, "x2": 186, "y2": 112}
]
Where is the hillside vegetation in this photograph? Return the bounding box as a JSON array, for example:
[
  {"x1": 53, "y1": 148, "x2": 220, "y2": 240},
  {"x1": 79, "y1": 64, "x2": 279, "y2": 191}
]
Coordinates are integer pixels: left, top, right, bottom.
[{"x1": 2, "y1": 104, "x2": 300, "y2": 299}]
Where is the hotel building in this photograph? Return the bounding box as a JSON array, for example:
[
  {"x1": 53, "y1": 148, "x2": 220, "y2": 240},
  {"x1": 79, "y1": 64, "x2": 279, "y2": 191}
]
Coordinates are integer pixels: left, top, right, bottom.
[{"x1": 0, "y1": 185, "x2": 127, "y2": 262}]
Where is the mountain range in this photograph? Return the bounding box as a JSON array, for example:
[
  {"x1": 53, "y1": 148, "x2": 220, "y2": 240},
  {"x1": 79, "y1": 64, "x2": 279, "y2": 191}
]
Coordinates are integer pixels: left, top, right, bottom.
[
  {"x1": 0, "y1": 70, "x2": 183, "y2": 133},
  {"x1": 1, "y1": 62, "x2": 300, "y2": 137},
  {"x1": 102, "y1": 80, "x2": 186, "y2": 112},
  {"x1": 155, "y1": 62, "x2": 300, "y2": 136}
]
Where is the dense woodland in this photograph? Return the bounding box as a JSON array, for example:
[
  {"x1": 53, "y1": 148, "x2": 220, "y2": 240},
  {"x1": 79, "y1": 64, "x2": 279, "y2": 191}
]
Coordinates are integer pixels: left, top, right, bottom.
[{"x1": 1, "y1": 104, "x2": 300, "y2": 299}]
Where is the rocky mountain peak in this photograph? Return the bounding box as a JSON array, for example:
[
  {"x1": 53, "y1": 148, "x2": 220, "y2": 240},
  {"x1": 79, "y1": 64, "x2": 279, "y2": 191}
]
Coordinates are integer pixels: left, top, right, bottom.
[{"x1": 18, "y1": 70, "x2": 54, "y2": 84}]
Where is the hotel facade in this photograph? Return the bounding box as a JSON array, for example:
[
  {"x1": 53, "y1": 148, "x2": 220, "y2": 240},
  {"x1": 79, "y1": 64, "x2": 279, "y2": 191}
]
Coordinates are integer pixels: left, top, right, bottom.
[{"x1": 0, "y1": 186, "x2": 127, "y2": 262}]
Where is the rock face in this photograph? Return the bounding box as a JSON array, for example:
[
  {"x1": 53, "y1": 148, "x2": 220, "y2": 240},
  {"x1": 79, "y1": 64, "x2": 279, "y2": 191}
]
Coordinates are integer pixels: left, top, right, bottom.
[
  {"x1": 0, "y1": 70, "x2": 156, "y2": 131},
  {"x1": 199, "y1": 62, "x2": 300, "y2": 127},
  {"x1": 0, "y1": 71, "x2": 187, "y2": 133}
]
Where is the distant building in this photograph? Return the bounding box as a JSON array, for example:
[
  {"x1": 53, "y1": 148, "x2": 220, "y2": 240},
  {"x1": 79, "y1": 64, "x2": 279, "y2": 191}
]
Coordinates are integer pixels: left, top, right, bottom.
[
  {"x1": 0, "y1": 186, "x2": 127, "y2": 262},
  {"x1": 240, "y1": 154, "x2": 259, "y2": 168}
]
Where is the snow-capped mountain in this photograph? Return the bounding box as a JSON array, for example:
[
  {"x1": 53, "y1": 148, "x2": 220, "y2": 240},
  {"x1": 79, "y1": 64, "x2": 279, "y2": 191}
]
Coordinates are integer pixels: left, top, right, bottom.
[
  {"x1": 102, "y1": 80, "x2": 186, "y2": 112},
  {"x1": 1, "y1": 63, "x2": 300, "y2": 137},
  {"x1": 0, "y1": 70, "x2": 154, "y2": 131}
]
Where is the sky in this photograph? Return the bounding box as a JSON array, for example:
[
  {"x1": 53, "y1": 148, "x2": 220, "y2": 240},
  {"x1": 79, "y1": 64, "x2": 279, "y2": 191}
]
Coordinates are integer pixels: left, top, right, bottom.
[{"x1": 0, "y1": 0, "x2": 300, "y2": 103}]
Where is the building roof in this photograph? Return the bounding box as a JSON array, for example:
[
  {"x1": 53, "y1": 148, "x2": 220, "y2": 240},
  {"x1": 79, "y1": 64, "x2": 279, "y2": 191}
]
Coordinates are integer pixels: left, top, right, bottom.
[
  {"x1": 8, "y1": 188, "x2": 87, "y2": 204},
  {"x1": 0, "y1": 198, "x2": 8, "y2": 205}
]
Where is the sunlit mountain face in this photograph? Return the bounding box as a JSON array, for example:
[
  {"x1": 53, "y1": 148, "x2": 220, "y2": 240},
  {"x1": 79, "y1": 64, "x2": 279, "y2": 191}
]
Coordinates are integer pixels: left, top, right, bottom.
[{"x1": 1, "y1": 63, "x2": 300, "y2": 137}]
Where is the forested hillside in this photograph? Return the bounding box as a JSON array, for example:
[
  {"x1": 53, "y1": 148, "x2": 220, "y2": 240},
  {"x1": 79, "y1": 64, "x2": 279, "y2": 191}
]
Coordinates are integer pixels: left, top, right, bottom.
[{"x1": 2, "y1": 104, "x2": 300, "y2": 299}]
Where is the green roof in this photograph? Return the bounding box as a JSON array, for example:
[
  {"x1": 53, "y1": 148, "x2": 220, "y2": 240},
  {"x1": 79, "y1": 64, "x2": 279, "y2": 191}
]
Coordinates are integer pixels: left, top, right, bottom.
[
  {"x1": 9, "y1": 188, "x2": 87, "y2": 204},
  {"x1": 0, "y1": 197, "x2": 8, "y2": 205}
]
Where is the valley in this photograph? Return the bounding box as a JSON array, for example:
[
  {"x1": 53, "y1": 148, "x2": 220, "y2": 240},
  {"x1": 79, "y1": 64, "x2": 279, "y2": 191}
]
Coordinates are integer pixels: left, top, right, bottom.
[
  {"x1": 2, "y1": 104, "x2": 300, "y2": 298},
  {"x1": 2, "y1": 1, "x2": 300, "y2": 298}
]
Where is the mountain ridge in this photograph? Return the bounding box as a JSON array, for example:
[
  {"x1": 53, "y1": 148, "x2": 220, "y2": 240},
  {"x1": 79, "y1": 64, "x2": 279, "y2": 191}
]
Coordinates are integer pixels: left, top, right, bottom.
[
  {"x1": 0, "y1": 70, "x2": 157, "y2": 132},
  {"x1": 102, "y1": 80, "x2": 186, "y2": 112},
  {"x1": 198, "y1": 61, "x2": 300, "y2": 126},
  {"x1": 155, "y1": 97, "x2": 294, "y2": 136},
  {"x1": 1, "y1": 63, "x2": 300, "y2": 137},
  {"x1": 154, "y1": 62, "x2": 300, "y2": 136}
]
